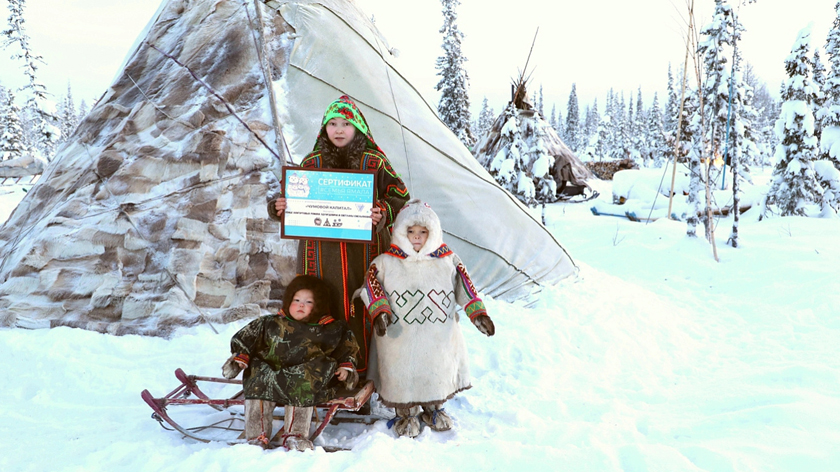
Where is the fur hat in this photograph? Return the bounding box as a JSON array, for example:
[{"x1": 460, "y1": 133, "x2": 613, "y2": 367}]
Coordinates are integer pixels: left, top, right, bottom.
[
  {"x1": 390, "y1": 199, "x2": 444, "y2": 259},
  {"x1": 282, "y1": 275, "x2": 332, "y2": 323},
  {"x1": 314, "y1": 95, "x2": 383, "y2": 154}
]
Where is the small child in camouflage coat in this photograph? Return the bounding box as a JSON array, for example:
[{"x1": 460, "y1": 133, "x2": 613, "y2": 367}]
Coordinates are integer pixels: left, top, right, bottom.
[{"x1": 222, "y1": 275, "x2": 360, "y2": 451}]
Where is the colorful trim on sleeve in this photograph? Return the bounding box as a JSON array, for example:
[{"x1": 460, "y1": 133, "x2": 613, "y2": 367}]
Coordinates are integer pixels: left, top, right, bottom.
[
  {"x1": 456, "y1": 262, "x2": 480, "y2": 299},
  {"x1": 363, "y1": 264, "x2": 392, "y2": 321},
  {"x1": 338, "y1": 362, "x2": 355, "y2": 371},
  {"x1": 456, "y1": 262, "x2": 487, "y2": 320},
  {"x1": 234, "y1": 353, "x2": 250, "y2": 366},
  {"x1": 465, "y1": 299, "x2": 487, "y2": 321}
]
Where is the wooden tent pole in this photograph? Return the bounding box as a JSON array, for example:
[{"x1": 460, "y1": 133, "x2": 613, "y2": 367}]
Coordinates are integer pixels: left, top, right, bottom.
[
  {"x1": 251, "y1": 0, "x2": 290, "y2": 166},
  {"x1": 668, "y1": 0, "x2": 695, "y2": 219}
]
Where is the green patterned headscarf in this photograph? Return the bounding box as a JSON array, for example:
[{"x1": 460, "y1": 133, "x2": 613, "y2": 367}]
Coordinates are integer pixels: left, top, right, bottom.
[{"x1": 316, "y1": 95, "x2": 382, "y2": 154}]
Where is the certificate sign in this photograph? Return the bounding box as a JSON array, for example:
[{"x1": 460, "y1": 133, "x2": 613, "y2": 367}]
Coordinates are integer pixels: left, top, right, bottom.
[{"x1": 281, "y1": 167, "x2": 375, "y2": 243}]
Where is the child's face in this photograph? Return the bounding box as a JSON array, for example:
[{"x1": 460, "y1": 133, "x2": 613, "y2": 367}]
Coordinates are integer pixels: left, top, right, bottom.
[
  {"x1": 407, "y1": 225, "x2": 429, "y2": 252},
  {"x1": 325, "y1": 117, "x2": 356, "y2": 148},
  {"x1": 289, "y1": 289, "x2": 315, "y2": 321}
]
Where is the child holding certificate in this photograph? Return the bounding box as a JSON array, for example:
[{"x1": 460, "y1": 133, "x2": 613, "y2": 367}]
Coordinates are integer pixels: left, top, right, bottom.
[{"x1": 268, "y1": 95, "x2": 410, "y2": 378}]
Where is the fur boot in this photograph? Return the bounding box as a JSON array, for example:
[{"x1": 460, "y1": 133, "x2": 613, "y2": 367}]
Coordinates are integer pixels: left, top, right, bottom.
[
  {"x1": 420, "y1": 404, "x2": 453, "y2": 432},
  {"x1": 244, "y1": 399, "x2": 275, "y2": 447},
  {"x1": 393, "y1": 406, "x2": 421, "y2": 438},
  {"x1": 282, "y1": 406, "x2": 314, "y2": 451}
]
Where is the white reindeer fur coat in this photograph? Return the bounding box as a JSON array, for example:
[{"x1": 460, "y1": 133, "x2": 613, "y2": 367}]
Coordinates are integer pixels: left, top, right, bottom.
[{"x1": 360, "y1": 200, "x2": 488, "y2": 408}]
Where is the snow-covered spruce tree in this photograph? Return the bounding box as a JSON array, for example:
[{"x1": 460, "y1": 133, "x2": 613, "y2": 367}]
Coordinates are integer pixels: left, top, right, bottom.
[
  {"x1": 698, "y1": 0, "x2": 743, "y2": 187},
  {"x1": 812, "y1": 49, "x2": 827, "y2": 143},
  {"x1": 537, "y1": 84, "x2": 544, "y2": 117},
  {"x1": 78, "y1": 99, "x2": 89, "y2": 122},
  {"x1": 475, "y1": 96, "x2": 495, "y2": 140},
  {"x1": 682, "y1": 88, "x2": 706, "y2": 237},
  {"x1": 647, "y1": 92, "x2": 667, "y2": 167},
  {"x1": 594, "y1": 112, "x2": 611, "y2": 162},
  {"x1": 632, "y1": 88, "x2": 649, "y2": 166},
  {"x1": 528, "y1": 118, "x2": 557, "y2": 203},
  {"x1": 819, "y1": 2, "x2": 840, "y2": 171},
  {"x1": 549, "y1": 104, "x2": 557, "y2": 131},
  {"x1": 3, "y1": 0, "x2": 59, "y2": 162},
  {"x1": 763, "y1": 26, "x2": 823, "y2": 218},
  {"x1": 626, "y1": 93, "x2": 636, "y2": 162},
  {"x1": 56, "y1": 83, "x2": 78, "y2": 147},
  {"x1": 602, "y1": 89, "x2": 619, "y2": 159},
  {"x1": 435, "y1": 0, "x2": 473, "y2": 147},
  {"x1": 665, "y1": 63, "x2": 680, "y2": 133},
  {"x1": 615, "y1": 92, "x2": 629, "y2": 160},
  {"x1": 743, "y1": 62, "x2": 779, "y2": 167},
  {"x1": 0, "y1": 86, "x2": 27, "y2": 161},
  {"x1": 486, "y1": 104, "x2": 534, "y2": 205},
  {"x1": 585, "y1": 99, "x2": 599, "y2": 142},
  {"x1": 726, "y1": 47, "x2": 762, "y2": 247},
  {"x1": 565, "y1": 84, "x2": 580, "y2": 152}
]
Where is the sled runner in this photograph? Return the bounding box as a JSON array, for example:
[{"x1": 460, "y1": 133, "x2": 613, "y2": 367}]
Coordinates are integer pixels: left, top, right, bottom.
[{"x1": 141, "y1": 368, "x2": 375, "y2": 450}]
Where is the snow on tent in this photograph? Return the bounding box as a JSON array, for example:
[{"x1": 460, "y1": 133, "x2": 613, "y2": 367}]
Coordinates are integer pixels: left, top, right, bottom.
[
  {"x1": 0, "y1": 0, "x2": 577, "y2": 336},
  {"x1": 473, "y1": 76, "x2": 595, "y2": 204}
]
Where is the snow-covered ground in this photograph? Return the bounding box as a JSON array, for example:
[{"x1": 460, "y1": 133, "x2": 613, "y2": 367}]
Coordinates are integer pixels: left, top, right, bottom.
[{"x1": 1, "y1": 171, "x2": 839, "y2": 472}]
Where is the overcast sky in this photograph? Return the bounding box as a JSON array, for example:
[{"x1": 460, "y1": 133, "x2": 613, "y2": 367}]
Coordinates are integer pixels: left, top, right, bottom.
[{"x1": 0, "y1": 0, "x2": 834, "y2": 118}]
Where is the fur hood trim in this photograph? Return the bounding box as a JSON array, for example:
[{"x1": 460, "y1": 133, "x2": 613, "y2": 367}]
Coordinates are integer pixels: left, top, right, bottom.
[{"x1": 390, "y1": 199, "x2": 444, "y2": 260}]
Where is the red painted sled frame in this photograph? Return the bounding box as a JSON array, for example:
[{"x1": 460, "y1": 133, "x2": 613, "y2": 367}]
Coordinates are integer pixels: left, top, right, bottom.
[{"x1": 141, "y1": 368, "x2": 375, "y2": 445}]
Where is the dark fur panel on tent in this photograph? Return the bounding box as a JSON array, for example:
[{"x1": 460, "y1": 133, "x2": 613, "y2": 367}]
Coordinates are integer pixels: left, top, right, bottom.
[{"x1": 0, "y1": 0, "x2": 300, "y2": 336}]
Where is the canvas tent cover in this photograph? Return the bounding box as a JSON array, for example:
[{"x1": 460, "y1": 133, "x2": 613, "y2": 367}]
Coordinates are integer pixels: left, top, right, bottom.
[{"x1": 0, "y1": 0, "x2": 577, "y2": 335}]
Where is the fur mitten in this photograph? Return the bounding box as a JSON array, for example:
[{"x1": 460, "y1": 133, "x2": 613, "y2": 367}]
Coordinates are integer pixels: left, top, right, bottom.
[
  {"x1": 221, "y1": 354, "x2": 243, "y2": 379},
  {"x1": 374, "y1": 313, "x2": 391, "y2": 336},
  {"x1": 343, "y1": 368, "x2": 359, "y2": 390},
  {"x1": 472, "y1": 314, "x2": 495, "y2": 336},
  {"x1": 266, "y1": 198, "x2": 283, "y2": 222}
]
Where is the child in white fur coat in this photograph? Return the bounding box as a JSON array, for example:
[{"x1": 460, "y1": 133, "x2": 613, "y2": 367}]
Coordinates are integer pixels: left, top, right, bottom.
[{"x1": 359, "y1": 199, "x2": 495, "y2": 438}]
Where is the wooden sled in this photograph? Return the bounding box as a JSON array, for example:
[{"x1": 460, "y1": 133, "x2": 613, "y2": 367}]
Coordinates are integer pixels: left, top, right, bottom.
[{"x1": 141, "y1": 368, "x2": 375, "y2": 450}]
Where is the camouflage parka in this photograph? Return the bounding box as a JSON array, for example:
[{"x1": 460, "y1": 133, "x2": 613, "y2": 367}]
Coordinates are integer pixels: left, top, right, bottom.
[{"x1": 230, "y1": 312, "x2": 360, "y2": 407}]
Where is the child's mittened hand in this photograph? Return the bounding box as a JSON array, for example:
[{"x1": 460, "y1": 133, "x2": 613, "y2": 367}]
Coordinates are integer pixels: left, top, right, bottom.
[
  {"x1": 221, "y1": 354, "x2": 244, "y2": 379},
  {"x1": 472, "y1": 315, "x2": 495, "y2": 337},
  {"x1": 339, "y1": 368, "x2": 359, "y2": 390},
  {"x1": 374, "y1": 313, "x2": 391, "y2": 336}
]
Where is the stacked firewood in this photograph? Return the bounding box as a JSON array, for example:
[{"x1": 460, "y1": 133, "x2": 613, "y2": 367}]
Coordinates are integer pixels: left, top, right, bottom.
[{"x1": 584, "y1": 158, "x2": 639, "y2": 180}]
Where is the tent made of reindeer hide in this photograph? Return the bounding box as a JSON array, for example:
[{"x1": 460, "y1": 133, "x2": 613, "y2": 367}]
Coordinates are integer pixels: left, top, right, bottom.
[
  {"x1": 473, "y1": 100, "x2": 594, "y2": 204},
  {"x1": 0, "y1": 0, "x2": 578, "y2": 336}
]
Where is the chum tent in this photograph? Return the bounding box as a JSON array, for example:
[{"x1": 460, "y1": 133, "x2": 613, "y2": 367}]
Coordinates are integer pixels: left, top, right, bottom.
[
  {"x1": 0, "y1": 0, "x2": 577, "y2": 336},
  {"x1": 472, "y1": 78, "x2": 594, "y2": 204}
]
